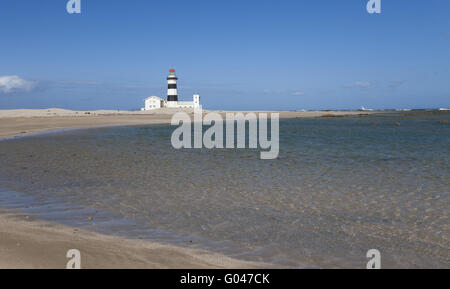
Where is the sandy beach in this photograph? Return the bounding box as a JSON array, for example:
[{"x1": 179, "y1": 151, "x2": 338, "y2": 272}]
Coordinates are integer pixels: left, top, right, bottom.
[
  {"x1": 0, "y1": 108, "x2": 379, "y2": 269},
  {"x1": 0, "y1": 108, "x2": 373, "y2": 140},
  {"x1": 0, "y1": 209, "x2": 268, "y2": 269}
]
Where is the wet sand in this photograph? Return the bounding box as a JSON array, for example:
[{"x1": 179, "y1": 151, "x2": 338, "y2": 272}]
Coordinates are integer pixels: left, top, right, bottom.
[{"x1": 0, "y1": 210, "x2": 268, "y2": 269}]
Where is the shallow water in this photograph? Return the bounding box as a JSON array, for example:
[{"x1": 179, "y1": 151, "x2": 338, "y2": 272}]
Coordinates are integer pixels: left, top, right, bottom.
[{"x1": 0, "y1": 111, "x2": 449, "y2": 268}]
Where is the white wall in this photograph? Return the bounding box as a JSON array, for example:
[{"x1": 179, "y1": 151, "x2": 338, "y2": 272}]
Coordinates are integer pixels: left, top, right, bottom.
[
  {"x1": 143, "y1": 94, "x2": 201, "y2": 110},
  {"x1": 193, "y1": 94, "x2": 200, "y2": 108},
  {"x1": 144, "y1": 96, "x2": 162, "y2": 110}
]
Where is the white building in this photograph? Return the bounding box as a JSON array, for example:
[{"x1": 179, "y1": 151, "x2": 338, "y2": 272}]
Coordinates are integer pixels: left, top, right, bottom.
[{"x1": 142, "y1": 69, "x2": 201, "y2": 110}]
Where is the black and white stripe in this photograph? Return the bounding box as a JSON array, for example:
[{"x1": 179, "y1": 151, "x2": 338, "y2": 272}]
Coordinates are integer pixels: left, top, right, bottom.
[{"x1": 167, "y1": 70, "x2": 178, "y2": 102}]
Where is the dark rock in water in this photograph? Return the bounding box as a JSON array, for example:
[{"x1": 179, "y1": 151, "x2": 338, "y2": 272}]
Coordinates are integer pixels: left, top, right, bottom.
[{"x1": 322, "y1": 113, "x2": 344, "y2": 118}]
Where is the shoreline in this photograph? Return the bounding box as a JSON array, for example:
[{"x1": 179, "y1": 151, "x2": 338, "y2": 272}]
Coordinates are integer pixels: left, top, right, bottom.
[
  {"x1": 0, "y1": 108, "x2": 376, "y2": 269},
  {"x1": 0, "y1": 209, "x2": 269, "y2": 269},
  {"x1": 0, "y1": 108, "x2": 377, "y2": 140}
]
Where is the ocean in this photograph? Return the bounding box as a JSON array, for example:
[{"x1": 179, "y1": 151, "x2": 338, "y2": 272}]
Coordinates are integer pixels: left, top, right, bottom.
[{"x1": 0, "y1": 111, "x2": 448, "y2": 268}]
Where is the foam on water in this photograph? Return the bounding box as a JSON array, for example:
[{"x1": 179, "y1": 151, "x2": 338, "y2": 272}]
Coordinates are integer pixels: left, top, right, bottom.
[{"x1": 0, "y1": 112, "x2": 449, "y2": 268}]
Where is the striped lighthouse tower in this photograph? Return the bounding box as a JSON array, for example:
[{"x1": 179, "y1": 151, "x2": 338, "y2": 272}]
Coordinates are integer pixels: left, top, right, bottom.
[{"x1": 167, "y1": 69, "x2": 178, "y2": 102}]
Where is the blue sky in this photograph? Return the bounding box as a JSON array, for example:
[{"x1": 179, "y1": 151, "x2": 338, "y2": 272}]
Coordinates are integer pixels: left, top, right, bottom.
[{"x1": 0, "y1": 0, "x2": 449, "y2": 110}]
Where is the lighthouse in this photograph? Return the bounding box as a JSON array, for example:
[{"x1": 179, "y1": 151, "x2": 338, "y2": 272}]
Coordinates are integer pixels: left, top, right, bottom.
[
  {"x1": 142, "y1": 69, "x2": 202, "y2": 110},
  {"x1": 167, "y1": 69, "x2": 178, "y2": 102}
]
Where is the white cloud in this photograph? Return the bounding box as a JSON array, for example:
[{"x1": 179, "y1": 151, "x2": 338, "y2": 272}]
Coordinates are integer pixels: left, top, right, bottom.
[
  {"x1": 352, "y1": 81, "x2": 371, "y2": 88},
  {"x1": 344, "y1": 81, "x2": 371, "y2": 89},
  {"x1": 263, "y1": 89, "x2": 305, "y2": 96},
  {"x1": 292, "y1": 90, "x2": 305, "y2": 96},
  {"x1": 263, "y1": 89, "x2": 285, "y2": 94},
  {"x1": 0, "y1": 75, "x2": 35, "y2": 93}
]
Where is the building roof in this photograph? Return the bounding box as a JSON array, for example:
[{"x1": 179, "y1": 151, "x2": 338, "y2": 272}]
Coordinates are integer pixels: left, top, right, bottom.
[{"x1": 144, "y1": 96, "x2": 163, "y2": 100}]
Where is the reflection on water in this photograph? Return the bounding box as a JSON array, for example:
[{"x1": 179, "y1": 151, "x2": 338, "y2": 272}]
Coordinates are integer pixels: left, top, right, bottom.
[{"x1": 0, "y1": 112, "x2": 449, "y2": 268}]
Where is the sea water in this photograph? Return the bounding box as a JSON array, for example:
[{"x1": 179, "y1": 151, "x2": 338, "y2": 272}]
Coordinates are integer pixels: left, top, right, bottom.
[{"x1": 0, "y1": 111, "x2": 448, "y2": 268}]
